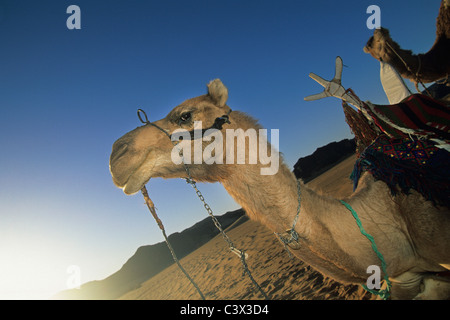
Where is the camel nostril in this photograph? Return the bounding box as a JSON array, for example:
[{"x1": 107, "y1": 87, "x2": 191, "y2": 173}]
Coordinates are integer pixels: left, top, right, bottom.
[{"x1": 110, "y1": 142, "x2": 129, "y2": 164}]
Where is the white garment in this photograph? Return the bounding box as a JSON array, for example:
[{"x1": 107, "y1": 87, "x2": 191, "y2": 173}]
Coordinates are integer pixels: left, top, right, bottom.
[{"x1": 380, "y1": 61, "x2": 412, "y2": 104}]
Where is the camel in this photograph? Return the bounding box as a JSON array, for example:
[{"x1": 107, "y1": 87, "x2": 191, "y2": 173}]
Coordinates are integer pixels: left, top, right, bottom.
[
  {"x1": 109, "y1": 79, "x2": 450, "y2": 299},
  {"x1": 364, "y1": 0, "x2": 450, "y2": 86}
]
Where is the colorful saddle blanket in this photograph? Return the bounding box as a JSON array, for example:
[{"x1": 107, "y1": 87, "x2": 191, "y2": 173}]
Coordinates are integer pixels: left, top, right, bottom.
[
  {"x1": 362, "y1": 94, "x2": 450, "y2": 141},
  {"x1": 351, "y1": 135, "x2": 450, "y2": 208}
]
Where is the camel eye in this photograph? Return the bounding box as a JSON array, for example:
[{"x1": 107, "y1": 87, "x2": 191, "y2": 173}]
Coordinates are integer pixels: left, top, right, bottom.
[{"x1": 179, "y1": 112, "x2": 192, "y2": 125}]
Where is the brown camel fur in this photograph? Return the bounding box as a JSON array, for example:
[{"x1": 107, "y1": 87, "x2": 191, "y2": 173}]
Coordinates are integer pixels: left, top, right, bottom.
[
  {"x1": 364, "y1": 0, "x2": 450, "y2": 85},
  {"x1": 110, "y1": 79, "x2": 450, "y2": 299}
]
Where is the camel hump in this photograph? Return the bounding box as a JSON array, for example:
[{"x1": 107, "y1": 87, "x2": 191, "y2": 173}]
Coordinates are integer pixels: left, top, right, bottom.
[{"x1": 207, "y1": 79, "x2": 228, "y2": 107}]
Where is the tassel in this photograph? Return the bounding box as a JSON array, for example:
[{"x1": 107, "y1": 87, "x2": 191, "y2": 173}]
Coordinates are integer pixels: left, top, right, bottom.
[{"x1": 343, "y1": 102, "x2": 379, "y2": 156}]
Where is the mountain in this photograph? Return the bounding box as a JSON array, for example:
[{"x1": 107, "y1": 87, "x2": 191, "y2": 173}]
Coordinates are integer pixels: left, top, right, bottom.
[
  {"x1": 54, "y1": 139, "x2": 357, "y2": 300},
  {"x1": 293, "y1": 138, "x2": 356, "y2": 182}
]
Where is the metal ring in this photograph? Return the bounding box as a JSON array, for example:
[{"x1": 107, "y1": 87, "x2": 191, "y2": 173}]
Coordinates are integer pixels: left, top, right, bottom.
[{"x1": 137, "y1": 109, "x2": 150, "y2": 124}]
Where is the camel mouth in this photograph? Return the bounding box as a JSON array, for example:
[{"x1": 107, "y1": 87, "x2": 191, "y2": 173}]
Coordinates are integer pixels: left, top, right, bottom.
[
  {"x1": 364, "y1": 36, "x2": 374, "y2": 53},
  {"x1": 122, "y1": 174, "x2": 152, "y2": 195},
  {"x1": 110, "y1": 149, "x2": 157, "y2": 195},
  {"x1": 117, "y1": 163, "x2": 154, "y2": 195}
]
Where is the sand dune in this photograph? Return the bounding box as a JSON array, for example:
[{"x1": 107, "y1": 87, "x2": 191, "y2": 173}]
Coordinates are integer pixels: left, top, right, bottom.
[{"x1": 119, "y1": 155, "x2": 376, "y2": 300}]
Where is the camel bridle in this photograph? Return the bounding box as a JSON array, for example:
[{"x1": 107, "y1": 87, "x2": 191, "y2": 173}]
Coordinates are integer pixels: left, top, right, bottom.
[
  {"x1": 135, "y1": 107, "x2": 270, "y2": 300},
  {"x1": 137, "y1": 107, "x2": 304, "y2": 249},
  {"x1": 137, "y1": 108, "x2": 232, "y2": 140}
]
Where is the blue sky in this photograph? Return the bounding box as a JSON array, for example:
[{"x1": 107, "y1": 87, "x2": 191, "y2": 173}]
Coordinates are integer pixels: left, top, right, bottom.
[{"x1": 0, "y1": 0, "x2": 439, "y2": 299}]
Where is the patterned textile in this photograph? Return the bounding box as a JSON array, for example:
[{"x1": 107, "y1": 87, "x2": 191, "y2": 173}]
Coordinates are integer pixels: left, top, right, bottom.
[
  {"x1": 371, "y1": 136, "x2": 439, "y2": 165},
  {"x1": 351, "y1": 135, "x2": 450, "y2": 208},
  {"x1": 362, "y1": 94, "x2": 450, "y2": 141}
]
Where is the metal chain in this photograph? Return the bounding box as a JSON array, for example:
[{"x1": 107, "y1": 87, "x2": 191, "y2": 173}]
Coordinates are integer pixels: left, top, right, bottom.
[
  {"x1": 183, "y1": 163, "x2": 269, "y2": 300},
  {"x1": 184, "y1": 180, "x2": 234, "y2": 249}
]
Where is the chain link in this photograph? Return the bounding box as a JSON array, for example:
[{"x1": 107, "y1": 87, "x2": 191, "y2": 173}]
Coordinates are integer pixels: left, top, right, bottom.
[{"x1": 185, "y1": 177, "x2": 235, "y2": 250}]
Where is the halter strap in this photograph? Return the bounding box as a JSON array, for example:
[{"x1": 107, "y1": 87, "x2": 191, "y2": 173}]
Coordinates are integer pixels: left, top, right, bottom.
[{"x1": 137, "y1": 108, "x2": 232, "y2": 140}]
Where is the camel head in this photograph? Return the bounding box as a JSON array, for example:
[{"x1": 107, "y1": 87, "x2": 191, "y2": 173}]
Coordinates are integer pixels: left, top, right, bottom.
[
  {"x1": 363, "y1": 27, "x2": 394, "y2": 61},
  {"x1": 109, "y1": 79, "x2": 233, "y2": 195},
  {"x1": 363, "y1": 27, "x2": 414, "y2": 64}
]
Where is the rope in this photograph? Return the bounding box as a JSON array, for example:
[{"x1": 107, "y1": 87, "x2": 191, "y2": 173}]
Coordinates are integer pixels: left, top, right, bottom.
[
  {"x1": 141, "y1": 186, "x2": 206, "y2": 300},
  {"x1": 339, "y1": 200, "x2": 392, "y2": 300}
]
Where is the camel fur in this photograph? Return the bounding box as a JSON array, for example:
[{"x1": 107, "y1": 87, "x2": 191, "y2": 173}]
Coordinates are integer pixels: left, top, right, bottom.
[{"x1": 110, "y1": 79, "x2": 450, "y2": 299}]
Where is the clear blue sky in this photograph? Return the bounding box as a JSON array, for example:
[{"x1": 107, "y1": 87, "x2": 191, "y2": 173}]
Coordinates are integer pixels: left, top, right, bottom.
[{"x1": 0, "y1": 0, "x2": 439, "y2": 299}]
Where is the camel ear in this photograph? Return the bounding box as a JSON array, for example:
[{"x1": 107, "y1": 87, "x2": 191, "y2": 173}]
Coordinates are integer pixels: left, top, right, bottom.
[{"x1": 207, "y1": 79, "x2": 228, "y2": 107}]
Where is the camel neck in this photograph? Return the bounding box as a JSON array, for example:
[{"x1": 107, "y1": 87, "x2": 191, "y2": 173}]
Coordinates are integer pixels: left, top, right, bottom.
[
  {"x1": 219, "y1": 161, "x2": 304, "y2": 233},
  {"x1": 385, "y1": 42, "x2": 421, "y2": 79}
]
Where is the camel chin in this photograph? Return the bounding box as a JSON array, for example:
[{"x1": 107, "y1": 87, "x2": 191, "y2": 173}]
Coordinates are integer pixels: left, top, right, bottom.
[
  {"x1": 122, "y1": 174, "x2": 151, "y2": 195},
  {"x1": 112, "y1": 160, "x2": 155, "y2": 195},
  {"x1": 121, "y1": 161, "x2": 156, "y2": 195},
  {"x1": 110, "y1": 146, "x2": 158, "y2": 195}
]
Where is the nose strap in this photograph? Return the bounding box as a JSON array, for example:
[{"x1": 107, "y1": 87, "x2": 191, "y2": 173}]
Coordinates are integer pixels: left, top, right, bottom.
[
  {"x1": 137, "y1": 108, "x2": 232, "y2": 141},
  {"x1": 137, "y1": 108, "x2": 172, "y2": 139}
]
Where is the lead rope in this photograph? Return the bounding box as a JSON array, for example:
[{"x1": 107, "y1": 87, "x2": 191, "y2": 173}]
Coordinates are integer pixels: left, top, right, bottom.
[{"x1": 138, "y1": 108, "x2": 269, "y2": 300}]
